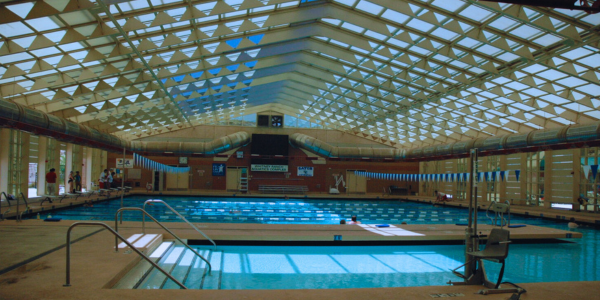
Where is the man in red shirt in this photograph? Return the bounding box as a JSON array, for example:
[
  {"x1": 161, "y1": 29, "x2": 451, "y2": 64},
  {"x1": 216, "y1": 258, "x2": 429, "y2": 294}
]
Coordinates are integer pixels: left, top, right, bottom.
[{"x1": 46, "y1": 168, "x2": 57, "y2": 195}]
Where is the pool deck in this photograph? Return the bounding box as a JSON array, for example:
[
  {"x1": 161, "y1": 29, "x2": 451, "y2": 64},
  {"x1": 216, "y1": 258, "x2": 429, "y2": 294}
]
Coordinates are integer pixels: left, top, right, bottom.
[{"x1": 1, "y1": 190, "x2": 599, "y2": 299}]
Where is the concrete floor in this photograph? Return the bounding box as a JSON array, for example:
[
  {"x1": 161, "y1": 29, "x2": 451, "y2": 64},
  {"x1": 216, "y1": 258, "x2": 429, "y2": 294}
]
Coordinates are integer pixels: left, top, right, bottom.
[{"x1": 1, "y1": 190, "x2": 599, "y2": 299}]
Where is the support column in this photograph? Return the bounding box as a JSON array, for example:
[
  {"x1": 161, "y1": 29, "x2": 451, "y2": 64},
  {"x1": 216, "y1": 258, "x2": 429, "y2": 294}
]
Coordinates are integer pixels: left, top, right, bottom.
[
  {"x1": 65, "y1": 144, "x2": 74, "y2": 193},
  {"x1": 544, "y1": 150, "x2": 553, "y2": 208},
  {"x1": 520, "y1": 153, "x2": 528, "y2": 205},
  {"x1": 499, "y1": 155, "x2": 507, "y2": 202},
  {"x1": 572, "y1": 148, "x2": 581, "y2": 210},
  {"x1": 479, "y1": 156, "x2": 488, "y2": 203},
  {"x1": 466, "y1": 156, "x2": 472, "y2": 202},
  {"x1": 451, "y1": 158, "x2": 458, "y2": 197},
  {"x1": 37, "y1": 137, "x2": 47, "y2": 196},
  {"x1": 18, "y1": 132, "x2": 30, "y2": 197},
  {"x1": 86, "y1": 148, "x2": 101, "y2": 191},
  {"x1": 0, "y1": 128, "x2": 10, "y2": 194},
  {"x1": 46, "y1": 138, "x2": 60, "y2": 195},
  {"x1": 0, "y1": 129, "x2": 29, "y2": 196}
]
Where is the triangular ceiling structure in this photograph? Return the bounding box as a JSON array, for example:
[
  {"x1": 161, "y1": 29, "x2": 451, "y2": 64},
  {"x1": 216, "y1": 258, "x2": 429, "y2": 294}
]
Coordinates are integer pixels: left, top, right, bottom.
[{"x1": 0, "y1": 0, "x2": 599, "y2": 148}]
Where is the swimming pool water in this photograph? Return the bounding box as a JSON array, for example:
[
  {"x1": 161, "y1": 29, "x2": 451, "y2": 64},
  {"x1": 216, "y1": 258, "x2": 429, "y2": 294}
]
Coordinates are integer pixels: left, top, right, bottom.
[
  {"x1": 36, "y1": 195, "x2": 564, "y2": 226},
  {"x1": 138, "y1": 225, "x2": 600, "y2": 290},
  {"x1": 75, "y1": 196, "x2": 600, "y2": 289}
]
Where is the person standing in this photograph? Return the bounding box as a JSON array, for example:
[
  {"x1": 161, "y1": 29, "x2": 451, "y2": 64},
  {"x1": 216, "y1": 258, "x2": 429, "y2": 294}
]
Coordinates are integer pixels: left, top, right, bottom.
[
  {"x1": 45, "y1": 168, "x2": 57, "y2": 195},
  {"x1": 109, "y1": 171, "x2": 115, "y2": 188},
  {"x1": 74, "y1": 171, "x2": 82, "y2": 192},
  {"x1": 99, "y1": 169, "x2": 108, "y2": 189},
  {"x1": 68, "y1": 171, "x2": 74, "y2": 193}
]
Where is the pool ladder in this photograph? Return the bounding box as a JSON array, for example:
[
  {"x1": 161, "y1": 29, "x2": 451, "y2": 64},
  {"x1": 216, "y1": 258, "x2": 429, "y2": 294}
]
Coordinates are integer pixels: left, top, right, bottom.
[
  {"x1": 1, "y1": 192, "x2": 30, "y2": 222},
  {"x1": 115, "y1": 207, "x2": 212, "y2": 276},
  {"x1": 142, "y1": 199, "x2": 216, "y2": 249},
  {"x1": 63, "y1": 222, "x2": 188, "y2": 289}
]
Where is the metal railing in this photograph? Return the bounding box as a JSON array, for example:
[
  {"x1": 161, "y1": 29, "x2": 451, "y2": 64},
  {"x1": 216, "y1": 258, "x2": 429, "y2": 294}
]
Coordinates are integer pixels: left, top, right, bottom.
[
  {"x1": 63, "y1": 221, "x2": 187, "y2": 289},
  {"x1": 143, "y1": 199, "x2": 216, "y2": 249},
  {"x1": 115, "y1": 207, "x2": 211, "y2": 275},
  {"x1": 15, "y1": 192, "x2": 28, "y2": 222},
  {"x1": 0, "y1": 192, "x2": 11, "y2": 220}
]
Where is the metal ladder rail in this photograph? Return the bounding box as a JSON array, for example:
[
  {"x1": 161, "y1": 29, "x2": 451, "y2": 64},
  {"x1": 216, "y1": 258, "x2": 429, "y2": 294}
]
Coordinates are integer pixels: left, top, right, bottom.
[
  {"x1": 0, "y1": 192, "x2": 12, "y2": 220},
  {"x1": 143, "y1": 199, "x2": 216, "y2": 250},
  {"x1": 63, "y1": 221, "x2": 187, "y2": 289},
  {"x1": 115, "y1": 207, "x2": 212, "y2": 275},
  {"x1": 15, "y1": 192, "x2": 32, "y2": 222}
]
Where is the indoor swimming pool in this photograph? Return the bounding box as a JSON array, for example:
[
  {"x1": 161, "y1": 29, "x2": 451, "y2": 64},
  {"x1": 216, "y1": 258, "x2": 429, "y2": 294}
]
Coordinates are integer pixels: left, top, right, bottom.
[
  {"x1": 33, "y1": 195, "x2": 562, "y2": 226},
  {"x1": 39, "y1": 195, "x2": 598, "y2": 289},
  {"x1": 128, "y1": 227, "x2": 600, "y2": 290}
]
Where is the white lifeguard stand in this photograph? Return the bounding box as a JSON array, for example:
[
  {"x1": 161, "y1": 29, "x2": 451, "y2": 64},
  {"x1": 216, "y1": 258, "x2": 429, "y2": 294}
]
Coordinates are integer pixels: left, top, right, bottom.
[{"x1": 329, "y1": 174, "x2": 346, "y2": 194}]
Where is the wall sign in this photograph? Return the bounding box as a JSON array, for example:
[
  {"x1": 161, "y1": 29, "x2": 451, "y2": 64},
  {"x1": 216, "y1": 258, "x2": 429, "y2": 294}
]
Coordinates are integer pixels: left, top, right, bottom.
[
  {"x1": 298, "y1": 166, "x2": 314, "y2": 177},
  {"x1": 236, "y1": 151, "x2": 244, "y2": 158},
  {"x1": 116, "y1": 158, "x2": 134, "y2": 168},
  {"x1": 251, "y1": 164, "x2": 289, "y2": 172},
  {"x1": 212, "y1": 163, "x2": 226, "y2": 176}
]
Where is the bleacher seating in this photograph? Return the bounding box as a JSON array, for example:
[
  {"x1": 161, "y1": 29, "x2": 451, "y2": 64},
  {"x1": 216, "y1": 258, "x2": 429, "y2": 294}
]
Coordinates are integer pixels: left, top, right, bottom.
[{"x1": 259, "y1": 185, "x2": 308, "y2": 194}]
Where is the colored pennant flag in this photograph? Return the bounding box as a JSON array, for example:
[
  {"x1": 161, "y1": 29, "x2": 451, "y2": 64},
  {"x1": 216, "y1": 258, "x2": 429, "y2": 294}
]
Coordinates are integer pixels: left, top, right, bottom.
[
  {"x1": 582, "y1": 165, "x2": 591, "y2": 179},
  {"x1": 591, "y1": 165, "x2": 598, "y2": 180},
  {"x1": 515, "y1": 170, "x2": 521, "y2": 182}
]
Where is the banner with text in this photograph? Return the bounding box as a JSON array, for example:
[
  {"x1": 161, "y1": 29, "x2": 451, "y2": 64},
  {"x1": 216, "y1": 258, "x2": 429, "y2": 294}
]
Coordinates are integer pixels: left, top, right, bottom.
[
  {"x1": 297, "y1": 166, "x2": 314, "y2": 177},
  {"x1": 251, "y1": 164, "x2": 289, "y2": 172}
]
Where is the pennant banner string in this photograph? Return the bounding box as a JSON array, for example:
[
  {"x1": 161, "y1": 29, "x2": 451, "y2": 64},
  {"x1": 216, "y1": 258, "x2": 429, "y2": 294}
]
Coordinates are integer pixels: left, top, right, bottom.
[{"x1": 133, "y1": 153, "x2": 190, "y2": 174}]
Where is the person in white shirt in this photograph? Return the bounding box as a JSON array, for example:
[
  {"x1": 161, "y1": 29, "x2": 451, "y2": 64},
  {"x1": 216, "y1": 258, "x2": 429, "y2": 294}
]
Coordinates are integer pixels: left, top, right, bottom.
[{"x1": 99, "y1": 169, "x2": 108, "y2": 189}]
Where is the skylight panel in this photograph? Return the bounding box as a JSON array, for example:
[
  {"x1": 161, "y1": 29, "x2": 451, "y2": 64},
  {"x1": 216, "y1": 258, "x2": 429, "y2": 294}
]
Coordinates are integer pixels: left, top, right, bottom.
[
  {"x1": 0, "y1": 52, "x2": 34, "y2": 64},
  {"x1": 476, "y1": 44, "x2": 502, "y2": 56},
  {"x1": 530, "y1": 33, "x2": 563, "y2": 47},
  {"x1": 26, "y1": 16, "x2": 64, "y2": 31},
  {"x1": 496, "y1": 52, "x2": 520, "y2": 62},
  {"x1": 561, "y1": 47, "x2": 594, "y2": 60},
  {"x1": 487, "y1": 16, "x2": 518, "y2": 31},
  {"x1": 554, "y1": 8, "x2": 585, "y2": 18},
  {"x1": 522, "y1": 87, "x2": 546, "y2": 97},
  {"x1": 0, "y1": 22, "x2": 35, "y2": 37},
  {"x1": 364, "y1": 30, "x2": 386, "y2": 40},
  {"x1": 580, "y1": 13, "x2": 600, "y2": 25},
  {"x1": 334, "y1": 0, "x2": 357, "y2": 7},
  {"x1": 117, "y1": 0, "x2": 150, "y2": 12},
  {"x1": 535, "y1": 69, "x2": 567, "y2": 81},
  {"x1": 322, "y1": 18, "x2": 342, "y2": 26},
  {"x1": 574, "y1": 83, "x2": 600, "y2": 96},
  {"x1": 341, "y1": 22, "x2": 364, "y2": 33},
  {"x1": 330, "y1": 39, "x2": 349, "y2": 47},
  {"x1": 224, "y1": 10, "x2": 246, "y2": 18},
  {"x1": 406, "y1": 19, "x2": 435, "y2": 32},
  {"x1": 520, "y1": 64, "x2": 547, "y2": 74},
  {"x1": 504, "y1": 81, "x2": 528, "y2": 91},
  {"x1": 459, "y1": 5, "x2": 493, "y2": 22},
  {"x1": 386, "y1": 38, "x2": 410, "y2": 48},
  {"x1": 576, "y1": 56, "x2": 600, "y2": 70},
  {"x1": 409, "y1": 45, "x2": 431, "y2": 56},
  {"x1": 355, "y1": 0, "x2": 384, "y2": 15},
  {"x1": 432, "y1": 0, "x2": 464, "y2": 12},
  {"x1": 381, "y1": 9, "x2": 409, "y2": 23},
  {"x1": 252, "y1": 5, "x2": 275, "y2": 13},
  {"x1": 456, "y1": 37, "x2": 481, "y2": 48},
  {"x1": 430, "y1": 27, "x2": 459, "y2": 41},
  {"x1": 510, "y1": 24, "x2": 543, "y2": 39}
]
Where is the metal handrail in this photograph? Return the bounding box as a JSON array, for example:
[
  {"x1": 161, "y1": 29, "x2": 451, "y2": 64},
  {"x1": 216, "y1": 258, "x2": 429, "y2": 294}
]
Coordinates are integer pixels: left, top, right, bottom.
[
  {"x1": 19, "y1": 192, "x2": 28, "y2": 208},
  {"x1": 1, "y1": 192, "x2": 13, "y2": 205},
  {"x1": 115, "y1": 207, "x2": 211, "y2": 275},
  {"x1": 143, "y1": 199, "x2": 216, "y2": 249},
  {"x1": 1, "y1": 192, "x2": 12, "y2": 221},
  {"x1": 63, "y1": 221, "x2": 187, "y2": 289}
]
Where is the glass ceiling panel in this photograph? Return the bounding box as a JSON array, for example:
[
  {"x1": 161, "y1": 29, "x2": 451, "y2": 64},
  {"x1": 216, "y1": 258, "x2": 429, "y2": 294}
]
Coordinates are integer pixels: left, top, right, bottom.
[{"x1": 0, "y1": 0, "x2": 597, "y2": 146}]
